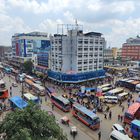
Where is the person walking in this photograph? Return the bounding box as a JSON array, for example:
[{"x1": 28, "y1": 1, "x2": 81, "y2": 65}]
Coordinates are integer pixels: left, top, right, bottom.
[
  {"x1": 109, "y1": 111, "x2": 112, "y2": 120},
  {"x1": 118, "y1": 114, "x2": 120, "y2": 121},
  {"x1": 104, "y1": 113, "x2": 107, "y2": 119},
  {"x1": 122, "y1": 105, "x2": 125, "y2": 112},
  {"x1": 10, "y1": 86, "x2": 12, "y2": 97},
  {"x1": 52, "y1": 103, "x2": 54, "y2": 111},
  {"x1": 98, "y1": 131, "x2": 101, "y2": 140}
]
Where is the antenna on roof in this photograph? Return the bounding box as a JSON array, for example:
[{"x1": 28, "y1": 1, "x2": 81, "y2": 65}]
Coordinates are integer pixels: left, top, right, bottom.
[{"x1": 75, "y1": 19, "x2": 78, "y2": 30}]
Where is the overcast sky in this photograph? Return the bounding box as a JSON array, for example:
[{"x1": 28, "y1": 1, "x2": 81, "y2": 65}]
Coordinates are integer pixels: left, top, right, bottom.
[{"x1": 1, "y1": 0, "x2": 140, "y2": 47}]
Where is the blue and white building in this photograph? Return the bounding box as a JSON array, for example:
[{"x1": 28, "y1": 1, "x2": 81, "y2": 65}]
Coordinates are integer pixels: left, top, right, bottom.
[
  {"x1": 11, "y1": 32, "x2": 50, "y2": 70},
  {"x1": 48, "y1": 25, "x2": 106, "y2": 83}
]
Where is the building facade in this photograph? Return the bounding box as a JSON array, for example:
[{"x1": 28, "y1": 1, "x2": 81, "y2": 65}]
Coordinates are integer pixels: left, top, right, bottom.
[
  {"x1": 122, "y1": 36, "x2": 140, "y2": 61},
  {"x1": 0, "y1": 46, "x2": 11, "y2": 62},
  {"x1": 11, "y1": 32, "x2": 50, "y2": 69},
  {"x1": 104, "y1": 48, "x2": 113, "y2": 62},
  {"x1": 48, "y1": 25, "x2": 106, "y2": 83}
]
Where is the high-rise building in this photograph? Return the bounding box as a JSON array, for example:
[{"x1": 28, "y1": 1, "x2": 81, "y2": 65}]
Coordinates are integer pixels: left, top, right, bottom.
[
  {"x1": 122, "y1": 36, "x2": 140, "y2": 61},
  {"x1": 48, "y1": 24, "x2": 106, "y2": 83},
  {"x1": 11, "y1": 32, "x2": 50, "y2": 69}
]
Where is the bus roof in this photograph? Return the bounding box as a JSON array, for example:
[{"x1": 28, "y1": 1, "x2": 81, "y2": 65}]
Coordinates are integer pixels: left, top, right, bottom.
[
  {"x1": 118, "y1": 92, "x2": 128, "y2": 97},
  {"x1": 136, "y1": 84, "x2": 140, "y2": 88},
  {"x1": 99, "y1": 84, "x2": 111, "y2": 89},
  {"x1": 127, "y1": 102, "x2": 140, "y2": 115},
  {"x1": 108, "y1": 88, "x2": 123, "y2": 94},
  {"x1": 131, "y1": 119, "x2": 140, "y2": 127},
  {"x1": 9, "y1": 96, "x2": 28, "y2": 109},
  {"x1": 127, "y1": 80, "x2": 134, "y2": 83},
  {"x1": 119, "y1": 79, "x2": 129, "y2": 82},
  {"x1": 23, "y1": 93, "x2": 38, "y2": 100},
  {"x1": 54, "y1": 96, "x2": 70, "y2": 105},
  {"x1": 131, "y1": 81, "x2": 140, "y2": 85},
  {"x1": 24, "y1": 78, "x2": 34, "y2": 85},
  {"x1": 33, "y1": 84, "x2": 45, "y2": 91},
  {"x1": 102, "y1": 87, "x2": 112, "y2": 90},
  {"x1": 25, "y1": 75, "x2": 34, "y2": 80},
  {"x1": 73, "y1": 103, "x2": 98, "y2": 119}
]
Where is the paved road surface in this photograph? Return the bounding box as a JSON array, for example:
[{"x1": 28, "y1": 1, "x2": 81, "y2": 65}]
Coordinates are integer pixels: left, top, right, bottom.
[{"x1": 3, "y1": 75, "x2": 138, "y2": 140}]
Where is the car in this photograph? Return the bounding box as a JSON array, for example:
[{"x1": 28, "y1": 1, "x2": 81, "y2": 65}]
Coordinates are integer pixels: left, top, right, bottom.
[
  {"x1": 12, "y1": 82, "x2": 18, "y2": 87},
  {"x1": 112, "y1": 124, "x2": 126, "y2": 135}
]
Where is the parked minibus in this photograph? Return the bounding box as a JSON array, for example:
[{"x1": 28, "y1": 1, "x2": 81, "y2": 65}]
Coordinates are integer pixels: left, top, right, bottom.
[
  {"x1": 107, "y1": 88, "x2": 124, "y2": 96},
  {"x1": 23, "y1": 93, "x2": 39, "y2": 103},
  {"x1": 51, "y1": 95, "x2": 71, "y2": 112},
  {"x1": 118, "y1": 92, "x2": 129, "y2": 101},
  {"x1": 104, "y1": 96, "x2": 118, "y2": 104},
  {"x1": 110, "y1": 130, "x2": 132, "y2": 140},
  {"x1": 72, "y1": 103, "x2": 100, "y2": 130},
  {"x1": 32, "y1": 83, "x2": 45, "y2": 96}
]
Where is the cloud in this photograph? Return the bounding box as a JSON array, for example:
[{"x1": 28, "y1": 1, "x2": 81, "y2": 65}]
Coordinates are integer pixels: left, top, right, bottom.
[{"x1": 0, "y1": 0, "x2": 140, "y2": 48}]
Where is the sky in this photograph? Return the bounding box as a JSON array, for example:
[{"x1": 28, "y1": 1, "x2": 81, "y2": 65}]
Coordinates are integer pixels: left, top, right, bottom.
[{"x1": 1, "y1": 0, "x2": 140, "y2": 47}]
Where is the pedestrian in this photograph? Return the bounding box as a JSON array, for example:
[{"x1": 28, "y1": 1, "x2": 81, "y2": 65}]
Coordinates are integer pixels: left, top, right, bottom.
[
  {"x1": 104, "y1": 113, "x2": 107, "y2": 119},
  {"x1": 118, "y1": 114, "x2": 120, "y2": 121},
  {"x1": 120, "y1": 115, "x2": 123, "y2": 122},
  {"x1": 52, "y1": 103, "x2": 54, "y2": 111},
  {"x1": 98, "y1": 131, "x2": 101, "y2": 140},
  {"x1": 109, "y1": 111, "x2": 112, "y2": 120},
  {"x1": 40, "y1": 98, "x2": 42, "y2": 104},
  {"x1": 122, "y1": 105, "x2": 125, "y2": 112},
  {"x1": 128, "y1": 102, "x2": 130, "y2": 108}
]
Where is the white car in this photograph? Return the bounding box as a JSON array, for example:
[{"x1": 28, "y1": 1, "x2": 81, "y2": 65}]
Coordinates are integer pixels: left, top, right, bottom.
[{"x1": 112, "y1": 124, "x2": 126, "y2": 135}]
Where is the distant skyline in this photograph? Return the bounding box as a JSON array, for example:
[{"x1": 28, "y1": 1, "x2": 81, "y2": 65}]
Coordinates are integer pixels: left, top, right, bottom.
[{"x1": 1, "y1": 0, "x2": 140, "y2": 47}]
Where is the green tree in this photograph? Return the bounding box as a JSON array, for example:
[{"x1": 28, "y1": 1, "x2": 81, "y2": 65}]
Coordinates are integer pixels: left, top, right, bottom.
[
  {"x1": 23, "y1": 60, "x2": 33, "y2": 74},
  {"x1": 0, "y1": 103, "x2": 67, "y2": 140}
]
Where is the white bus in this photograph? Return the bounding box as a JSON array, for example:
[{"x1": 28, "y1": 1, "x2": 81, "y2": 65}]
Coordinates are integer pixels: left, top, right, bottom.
[
  {"x1": 23, "y1": 93, "x2": 39, "y2": 103},
  {"x1": 98, "y1": 84, "x2": 112, "y2": 89},
  {"x1": 118, "y1": 92, "x2": 129, "y2": 101},
  {"x1": 32, "y1": 84, "x2": 45, "y2": 96},
  {"x1": 136, "y1": 84, "x2": 140, "y2": 92},
  {"x1": 104, "y1": 96, "x2": 118, "y2": 104},
  {"x1": 107, "y1": 88, "x2": 124, "y2": 96}
]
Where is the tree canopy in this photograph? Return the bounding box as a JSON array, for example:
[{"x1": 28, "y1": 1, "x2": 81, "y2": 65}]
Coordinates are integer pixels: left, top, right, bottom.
[
  {"x1": 0, "y1": 103, "x2": 67, "y2": 140},
  {"x1": 23, "y1": 60, "x2": 33, "y2": 74}
]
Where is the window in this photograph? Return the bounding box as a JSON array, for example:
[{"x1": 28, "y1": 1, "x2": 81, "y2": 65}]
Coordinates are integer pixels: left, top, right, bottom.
[
  {"x1": 84, "y1": 48, "x2": 88, "y2": 51},
  {"x1": 78, "y1": 41, "x2": 83, "y2": 44},
  {"x1": 110, "y1": 135, "x2": 119, "y2": 140},
  {"x1": 84, "y1": 41, "x2": 88, "y2": 44},
  {"x1": 78, "y1": 48, "x2": 82, "y2": 51},
  {"x1": 95, "y1": 48, "x2": 98, "y2": 51},
  {"x1": 90, "y1": 48, "x2": 93, "y2": 51}
]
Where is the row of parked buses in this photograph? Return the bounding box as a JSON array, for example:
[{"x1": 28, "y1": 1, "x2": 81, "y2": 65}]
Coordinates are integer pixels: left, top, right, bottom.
[
  {"x1": 97, "y1": 84, "x2": 129, "y2": 104},
  {"x1": 117, "y1": 78, "x2": 140, "y2": 92}
]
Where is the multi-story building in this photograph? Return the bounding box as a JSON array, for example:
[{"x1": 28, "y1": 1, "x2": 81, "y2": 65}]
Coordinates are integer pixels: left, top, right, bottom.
[
  {"x1": 122, "y1": 36, "x2": 140, "y2": 61},
  {"x1": 11, "y1": 32, "x2": 50, "y2": 70},
  {"x1": 104, "y1": 48, "x2": 113, "y2": 65},
  {"x1": 0, "y1": 46, "x2": 11, "y2": 62},
  {"x1": 48, "y1": 24, "x2": 106, "y2": 83}
]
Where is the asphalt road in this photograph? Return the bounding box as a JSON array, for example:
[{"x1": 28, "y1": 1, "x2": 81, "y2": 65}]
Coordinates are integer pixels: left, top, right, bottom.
[
  {"x1": 3, "y1": 75, "x2": 93, "y2": 140},
  {"x1": 3, "y1": 74, "x2": 138, "y2": 140}
]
